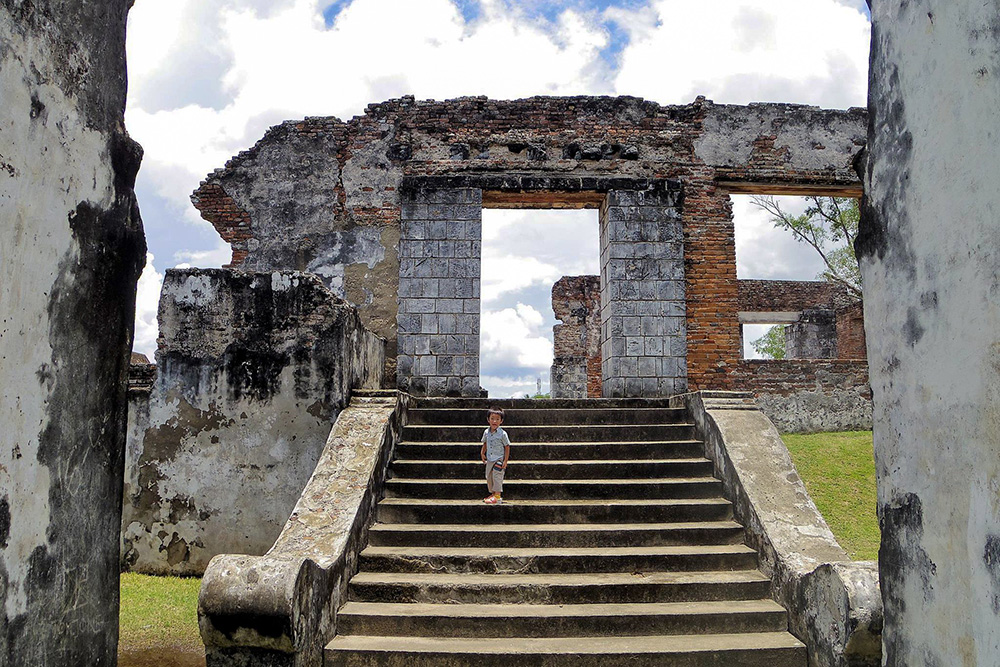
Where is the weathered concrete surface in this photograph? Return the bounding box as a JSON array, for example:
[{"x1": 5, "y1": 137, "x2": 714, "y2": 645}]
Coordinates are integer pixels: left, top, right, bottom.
[
  {"x1": 122, "y1": 269, "x2": 384, "y2": 575},
  {"x1": 199, "y1": 391, "x2": 407, "y2": 667},
  {"x1": 861, "y1": 3, "x2": 1000, "y2": 663},
  {"x1": 0, "y1": 0, "x2": 146, "y2": 664},
  {"x1": 673, "y1": 391, "x2": 882, "y2": 666},
  {"x1": 195, "y1": 97, "x2": 867, "y2": 392}
]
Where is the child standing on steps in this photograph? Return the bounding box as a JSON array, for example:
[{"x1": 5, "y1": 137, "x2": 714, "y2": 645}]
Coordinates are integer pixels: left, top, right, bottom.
[{"x1": 480, "y1": 407, "x2": 510, "y2": 505}]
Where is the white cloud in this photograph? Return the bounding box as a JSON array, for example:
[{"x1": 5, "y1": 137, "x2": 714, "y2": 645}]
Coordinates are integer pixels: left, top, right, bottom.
[
  {"x1": 174, "y1": 239, "x2": 235, "y2": 269},
  {"x1": 608, "y1": 0, "x2": 870, "y2": 108},
  {"x1": 132, "y1": 253, "x2": 164, "y2": 359},
  {"x1": 732, "y1": 195, "x2": 827, "y2": 281},
  {"x1": 481, "y1": 303, "x2": 552, "y2": 370},
  {"x1": 481, "y1": 209, "x2": 599, "y2": 303}
]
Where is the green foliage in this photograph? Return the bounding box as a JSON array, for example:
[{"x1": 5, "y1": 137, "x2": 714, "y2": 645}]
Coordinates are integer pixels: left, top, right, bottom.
[
  {"x1": 119, "y1": 573, "x2": 202, "y2": 654},
  {"x1": 751, "y1": 196, "x2": 862, "y2": 299},
  {"x1": 531, "y1": 393, "x2": 551, "y2": 399},
  {"x1": 781, "y1": 430, "x2": 879, "y2": 560},
  {"x1": 750, "y1": 325, "x2": 786, "y2": 359}
]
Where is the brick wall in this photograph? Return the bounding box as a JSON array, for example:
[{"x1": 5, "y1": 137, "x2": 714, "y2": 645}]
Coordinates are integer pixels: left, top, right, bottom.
[
  {"x1": 836, "y1": 302, "x2": 867, "y2": 359},
  {"x1": 738, "y1": 279, "x2": 855, "y2": 313}
]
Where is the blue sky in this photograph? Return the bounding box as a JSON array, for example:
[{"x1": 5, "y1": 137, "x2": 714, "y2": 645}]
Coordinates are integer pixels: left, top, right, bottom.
[{"x1": 125, "y1": 0, "x2": 871, "y2": 396}]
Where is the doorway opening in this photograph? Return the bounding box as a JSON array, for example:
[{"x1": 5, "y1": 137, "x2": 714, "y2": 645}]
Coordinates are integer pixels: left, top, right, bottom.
[{"x1": 479, "y1": 208, "x2": 599, "y2": 398}]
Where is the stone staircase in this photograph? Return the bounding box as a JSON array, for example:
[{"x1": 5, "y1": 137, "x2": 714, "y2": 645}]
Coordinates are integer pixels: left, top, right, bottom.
[{"x1": 325, "y1": 398, "x2": 806, "y2": 666}]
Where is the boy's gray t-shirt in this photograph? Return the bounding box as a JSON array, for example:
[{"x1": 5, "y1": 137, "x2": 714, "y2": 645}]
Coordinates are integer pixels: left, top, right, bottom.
[{"x1": 482, "y1": 427, "x2": 510, "y2": 462}]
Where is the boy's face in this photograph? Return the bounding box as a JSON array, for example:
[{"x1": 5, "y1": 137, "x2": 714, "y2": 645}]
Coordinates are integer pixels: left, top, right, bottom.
[{"x1": 487, "y1": 413, "x2": 503, "y2": 430}]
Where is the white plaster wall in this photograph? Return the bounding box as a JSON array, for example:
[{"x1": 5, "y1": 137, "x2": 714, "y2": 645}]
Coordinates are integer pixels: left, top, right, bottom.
[
  {"x1": 0, "y1": 16, "x2": 113, "y2": 622},
  {"x1": 864, "y1": 3, "x2": 1000, "y2": 663}
]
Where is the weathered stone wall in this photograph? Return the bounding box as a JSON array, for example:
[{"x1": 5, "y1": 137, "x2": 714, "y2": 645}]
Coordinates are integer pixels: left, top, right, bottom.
[
  {"x1": 862, "y1": 3, "x2": 1000, "y2": 663},
  {"x1": 194, "y1": 97, "x2": 866, "y2": 392},
  {"x1": 785, "y1": 308, "x2": 838, "y2": 359},
  {"x1": 734, "y1": 360, "x2": 871, "y2": 433},
  {"x1": 550, "y1": 276, "x2": 601, "y2": 398},
  {"x1": 600, "y1": 187, "x2": 686, "y2": 396},
  {"x1": 0, "y1": 1, "x2": 146, "y2": 664},
  {"x1": 121, "y1": 269, "x2": 384, "y2": 575},
  {"x1": 397, "y1": 187, "x2": 482, "y2": 396}
]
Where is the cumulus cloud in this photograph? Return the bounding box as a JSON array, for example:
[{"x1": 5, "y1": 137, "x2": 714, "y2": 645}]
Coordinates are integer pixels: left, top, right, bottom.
[
  {"x1": 481, "y1": 303, "x2": 552, "y2": 369},
  {"x1": 174, "y1": 239, "x2": 235, "y2": 269},
  {"x1": 607, "y1": 0, "x2": 870, "y2": 108},
  {"x1": 732, "y1": 195, "x2": 827, "y2": 281}
]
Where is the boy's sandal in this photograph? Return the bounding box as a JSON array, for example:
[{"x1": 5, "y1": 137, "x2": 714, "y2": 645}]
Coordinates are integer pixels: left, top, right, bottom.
[{"x1": 485, "y1": 495, "x2": 501, "y2": 505}]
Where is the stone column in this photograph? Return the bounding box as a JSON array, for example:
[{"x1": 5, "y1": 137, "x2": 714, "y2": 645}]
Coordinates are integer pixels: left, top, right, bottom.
[
  {"x1": 398, "y1": 188, "x2": 482, "y2": 396},
  {"x1": 600, "y1": 189, "x2": 686, "y2": 397},
  {"x1": 0, "y1": 1, "x2": 146, "y2": 663},
  {"x1": 864, "y1": 2, "x2": 1000, "y2": 663}
]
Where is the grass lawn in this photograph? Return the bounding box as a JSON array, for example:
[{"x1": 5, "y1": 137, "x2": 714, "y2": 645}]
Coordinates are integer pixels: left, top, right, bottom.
[
  {"x1": 781, "y1": 430, "x2": 879, "y2": 561},
  {"x1": 119, "y1": 572, "x2": 203, "y2": 661}
]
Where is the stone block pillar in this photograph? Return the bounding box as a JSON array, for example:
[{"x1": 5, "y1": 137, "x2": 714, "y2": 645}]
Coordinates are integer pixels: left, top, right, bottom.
[
  {"x1": 398, "y1": 188, "x2": 482, "y2": 396},
  {"x1": 600, "y1": 189, "x2": 686, "y2": 397}
]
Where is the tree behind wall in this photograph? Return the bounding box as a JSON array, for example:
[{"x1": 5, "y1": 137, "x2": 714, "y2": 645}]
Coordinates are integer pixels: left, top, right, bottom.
[
  {"x1": 751, "y1": 196, "x2": 862, "y2": 299},
  {"x1": 751, "y1": 325, "x2": 787, "y2": 360}
]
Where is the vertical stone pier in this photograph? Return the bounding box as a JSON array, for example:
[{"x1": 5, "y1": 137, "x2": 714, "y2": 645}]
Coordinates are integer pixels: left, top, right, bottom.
[
  {"x1": 0, "y1": 1, "x2": 146, "y2": 663},
  {"x1": 863, "y1": 2, "x2": 1000, "y2": 663},
  {"x1": 397, "y1": 188, "x2": 483, "y2": 396},
  {"x1": 600, "y1": 188, "x2": 686, "y2": 397}
]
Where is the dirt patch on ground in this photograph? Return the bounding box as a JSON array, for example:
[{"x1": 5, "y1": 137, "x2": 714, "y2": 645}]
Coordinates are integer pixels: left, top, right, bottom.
[{"x1": 119, "y1": 646, "x2": 206, "y2": 667}]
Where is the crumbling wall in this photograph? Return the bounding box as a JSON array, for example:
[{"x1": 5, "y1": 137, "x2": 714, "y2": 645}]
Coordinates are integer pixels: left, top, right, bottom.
[
  {"x1": 121, "y1": 269, "x2": 384, "y2": 575},
  {"x1": 862, "y1": 3, "x2": 1000, "y2": 663},
  {"x1": 835, "y1": 302, "x2": 866, "y2": 359},
  {"x1": 735, "y1": 360, "x2": 872, "y2": 433},
  {"x1": 0, "y1": 1, "x2": 146, "y2": 664},
  {"x1": 738, "y1": 279, "x2": 855, "y2": 314},
  {"x1": 195, "y1": 97, "x2": 866, "y2": 392},
  {"x1": 550, "y1": 276, "x2": 602, "y2": 398},
  {"x1": 786, "y1": 308, "x2": 839, "y2": 359}
]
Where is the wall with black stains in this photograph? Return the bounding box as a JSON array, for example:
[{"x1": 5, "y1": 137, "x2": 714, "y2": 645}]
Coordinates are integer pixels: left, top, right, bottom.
[
  {"x1": 121, "y1": 269, "x2": 383, "y2": 575},
  {"x1": 863, "y1": 2, "x2": 1000, "y2": 663},
  {"x1": 0, "y1": 1, "x2": 146, "y2": 664}
]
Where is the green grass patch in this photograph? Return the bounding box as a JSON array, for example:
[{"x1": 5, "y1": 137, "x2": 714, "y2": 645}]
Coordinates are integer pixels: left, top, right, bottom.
[
  {"x1": 781, "y1": 430, "x2": 879, "y2": 561},
  {"x1": 119, "y1": 573, "x2": 202, "y2": 652}
]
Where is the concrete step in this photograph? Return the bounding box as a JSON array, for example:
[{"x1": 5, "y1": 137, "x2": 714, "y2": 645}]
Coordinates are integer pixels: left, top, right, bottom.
[
  {"x1": 325, "y1": 632, "x2": 806, "y2": 666},
  {"x1": 390, "y1": 458, "x2": 715, "y2": 479},
  {"x1": 366, "y1": 521, "x2": 746, "y2": 548},
  {"x1": 395, "y1": 440, "x2": 706, "y2": 461},
  {"x1": 347, "y1": 570, "x2": 774, "y2": 605},
  {"x1": 411, "y1": 397, "x2": 677, "y2": 410},
  {"x1": 336, "y1": 599, "x2": 789, "y2": 638},
  {"x1": 358, "y1": 544, "x2": 759, "y2": 575},
  {"x1": 375, "y1": 497, "x2": 734, "y2": 524},
  {"x1": 407, "y1": 407, "x2": 688, "y2": 426},
  {"x1": 401, "y1": 423, "x2": 696, "y2": 443},
  {"x1": 383, "y1": 477, "x2": 723, "y2": 500}
]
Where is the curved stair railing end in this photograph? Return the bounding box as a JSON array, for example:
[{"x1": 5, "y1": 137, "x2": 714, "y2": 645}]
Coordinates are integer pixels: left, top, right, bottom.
[{"x1": 670, "y1": 390, "x2": 883, "y2": 667}]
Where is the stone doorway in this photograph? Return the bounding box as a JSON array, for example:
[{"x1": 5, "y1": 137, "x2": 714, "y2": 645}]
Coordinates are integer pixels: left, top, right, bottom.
[{"x1": 396, "y1": 176, "x2": 686, "y2": 398}]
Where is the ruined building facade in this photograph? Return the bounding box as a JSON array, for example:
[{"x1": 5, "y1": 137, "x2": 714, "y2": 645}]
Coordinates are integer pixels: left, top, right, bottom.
[{"x1": 192, "y1": 95, "x2": 868, "y2": 399}]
